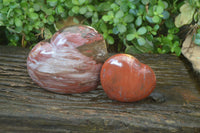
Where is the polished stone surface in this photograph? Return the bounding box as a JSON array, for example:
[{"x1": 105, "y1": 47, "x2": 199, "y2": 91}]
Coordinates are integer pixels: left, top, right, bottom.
[
  {"x1": 101, "y1": 54, "x2": 156, "y2": 102},
  {"x1": 27, "y1": 25, "x2": 107, "y2": 94}
]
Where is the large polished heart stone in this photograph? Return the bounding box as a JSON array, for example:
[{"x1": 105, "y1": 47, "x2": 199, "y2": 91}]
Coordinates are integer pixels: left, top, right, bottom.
[{"x1": 27, "y1": 25, "x2": 107, "y2": 94}]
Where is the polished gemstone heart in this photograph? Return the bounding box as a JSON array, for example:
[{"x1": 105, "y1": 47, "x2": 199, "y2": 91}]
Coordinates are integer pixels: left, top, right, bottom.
[
  {"x1": 100, "y1": 54, "x2": 156, "y2": 102},
  {"x1": 27, "y1": 25, "x2": 107, "y2": 94}
]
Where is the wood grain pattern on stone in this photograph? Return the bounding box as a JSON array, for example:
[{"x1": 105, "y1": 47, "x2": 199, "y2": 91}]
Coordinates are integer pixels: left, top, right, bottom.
[
  {"x1": 27, "y1": 25, "x2": 107, "y2": 94},
  {"x1": 0, "y1": 46, "x2": 200, "y2": 132}
]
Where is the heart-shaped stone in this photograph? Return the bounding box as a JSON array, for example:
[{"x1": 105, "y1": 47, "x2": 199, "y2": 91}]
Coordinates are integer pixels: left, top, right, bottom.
[
  {"x1": 27, "y1": 25, "x2": 107, "y2": 94},
  {"x1": 100, "y1": 54, "x2": 156, "y2": 102}
]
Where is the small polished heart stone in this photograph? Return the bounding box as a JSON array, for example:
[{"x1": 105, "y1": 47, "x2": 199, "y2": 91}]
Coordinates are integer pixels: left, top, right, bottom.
[
  {"x1": 100, "y1": 54, "x2": 156, "y2": 102},
  {"x1": 27, "y1": 25, "x2": 107, "y2": 94}
]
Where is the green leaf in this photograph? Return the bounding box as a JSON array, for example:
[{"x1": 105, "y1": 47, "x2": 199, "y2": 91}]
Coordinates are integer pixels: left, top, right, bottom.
[
  {"x1": 128, "y1": 3, "x2": 136, "y2": 9},
  {"x1": 29, "y1": 12, "x2": 39, "y2": 20},
  {"x1": 33, "y1": 3, "x2": 40, "y2": 11},
  {"x1": 197, "y1": 29, "x2": 200, "y2": 34},
  {"x1": 135, "y1": 16, "x2": 142, "y2": 27},
  {"x1": 92, "y1": 12, "x2": 98, "y2": 23},
  {"x1": 14, "y1": 9, "x2": 23, "y2": 15},
  {"x1": 3, "y1": 0, "x2": 10, "y2": 6},
  {"x1": 85, "y1": 12, "x2": 93, "y2": 18},
  {"x1": 44, "y1": 28, "x2": 52, "y2": 40},
  {"x1": 163, "y1": 1, "x2": 168, "y2": 9},
  {"x1": 124, "y1": 14, "x2": 134, "y2": 23},
  {"x1": 10, "y1": 2, "x2": 19, "y2": 9},
  {"x1": 158, "y1": 0, "x2": 165, "y2": 9},
  {"x1": 20, "y1": 2, "x2": 28, "y2": 10},
  {"x1": 79, "y1": 0, "x2": 86, "y2": 5},
  {"x1": 115, "y1": 0, "x2": 122, "y2": 5},
  {"x1": 125, "y1": 45, "x2": 143, "y2": 54},
  {"x1": 157, "y1": 48, "x2": 163, "y2": 54},
  {"x1": 97, "y1": 2, "x2": 112, "y2": 12},
  {"x1": 156, "y1": 5, "x2": 164, "y2": 14},
  {"x1": 114, "y1": 17, "x2": 119, "y2": 24},
  {"x1": 138, "y1": 5, "x2": 145, "y2": 15},
  {"x1": 120, "y1": 2, "x2": 129, "y2": 12},
  {"x1": 113, "y1": 27, "x2": 119, "y2": 34},
  {"x1": 153, "y1": 24, "x2": 159, "y2": 31},
  {"x1": 111, "y1": 3, "x2": 119, "y2": 11},
  {"x1": 87, "y1": 5, "x2": 95, "y2": 12},
  {"x1": 127, "y1": 23, "x2": 136, "y2": 33},
  {"x1": 117, "y1": 24, "x2": 127, "y2": 33},
  {"x1": 15, "y1": 18, "x2": 22, "y2": 27},
  {"x1": 47, "y1": 0, "x2": 57, "y2": 7},
  {"x1": 65, "y1": 1, "x2": 73, "y2": 7},
  {"x1": 115, "y1": 10, "x2": 124, "y2": 18},
  {"x1": 175, "y1": 3, "x2": 195, "y2": 27},
  {"x1": 24, "y1": 24, "x2": 31, "y2": 33},
  {"x1": 72, "y1": 6, "x2": 79, "y2": 14},
  {"x1": 79, "y1": 6, "x2": 87, "y2": 14},
  {"x1": 126, "y1": 34, "x2": 136, "y2": 41},
  {"x1": 137, "y1": 37, "x2": 146, "y2": 46},
  {"x1": 56, "y1": 5, "x2": 64, "y2": 14},
  {"x1": 135, "y1": 39, "x2": 154, "y2": 53},
  {"x1": 162, "y1": 11, "x2": 169, "y2": 19},
  {"x1": 174, "y1": 46, "x2": 181, "y2": 56},
  {"x1": 165, "y1": 18, "x2": 175, "y2": 29},
  {"x1": 15, "y1": 26, "x2": 23, "y2": 33},
  {"x1": 152, "y1": 16, "x2": 160, "y2": 23},
  {"x1": 73, "y1": 17, "x2": 80, "y2": 24},
  {"x1": 167, "y1": 34, "x2": 173, "y2": 40},
  {"x1": 145, "y1": 16, "x2": 154, "y2": 23},
  {"x1": 194, "y1": 12, "x2": 198, "y2": 22},
  {"x1": 100, "y1": 22, "x2": 107, "y2": 33},
  {"x1": 44, "y1": 8, "x2": 53, "y2": 15},
  {"x1": 147, "y1": 6, "x2": 154, "y2": 16},
  {"x1": 103, "y1": 32, "x2": 108, "y2": 39},
  {"x1": 107, "y1": 36, "x2": 114, "y2": 44},
  {"x1": 0, "y1": 21, "x2": 4, "y2": 26},
  {"x1": 34, "y1": 21, "x2": 43, "y2": 29},
  {"x1": 102, "y1": 15, "x2": 112, "y2": 21},
  {"x1": 47, "y1": 15, "x2": 54, "y2": 24},
  {"x1": 72, "y1": 0, "x2": 79, "y2": 5},
  {"x1": 29, "y1": 8, "x2": 34, "y2": 13},
  {"x1": 137, "y1": 26, "x2": 147, "y2": 35}
]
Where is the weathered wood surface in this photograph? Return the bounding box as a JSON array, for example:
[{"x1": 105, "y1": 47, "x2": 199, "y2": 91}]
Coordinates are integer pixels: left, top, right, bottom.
[{"x1": 0, "y1": 46, "x2": 200, "y2": 132}]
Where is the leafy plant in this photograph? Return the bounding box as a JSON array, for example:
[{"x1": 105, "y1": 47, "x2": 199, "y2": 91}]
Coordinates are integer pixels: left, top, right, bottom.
[
  {"x1": 0, "y1": 0, "x2": 69, "y2": 47},
  {"x1": 175, "y1": 0, "x2": 200, "y2": 45},
  {"x1": 91, "y1": 0, "x2": 181, "y2": 55},
  {"x1": 0, "y1": 0, "x2": 182, "y2": 55}
]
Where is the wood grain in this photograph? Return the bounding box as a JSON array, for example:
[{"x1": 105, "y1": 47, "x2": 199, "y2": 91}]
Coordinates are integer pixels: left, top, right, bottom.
[{"x1": 0, "y1": 46, "x2": 200, "y2": 132}]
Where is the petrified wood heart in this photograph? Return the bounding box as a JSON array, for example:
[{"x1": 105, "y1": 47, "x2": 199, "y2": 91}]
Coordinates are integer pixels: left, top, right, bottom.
[
  {"x1": 27, "y1": 25, "x2": 107, "y2": 94},
  {"x1": 100, "y1": 54, "x2": 156, "y2": 102}
]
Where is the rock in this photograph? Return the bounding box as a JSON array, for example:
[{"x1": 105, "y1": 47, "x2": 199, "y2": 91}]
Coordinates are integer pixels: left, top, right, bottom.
[
  {"x1": 181, "y1": 27, "x2": 200, "y2": 73},
  {"x1": 149, "y1": 92, "x2": 166, "y2": 103},
  {"x1": 100, "y1": 54, "x2": 156, "y2": 102},
  {"x1": 27, "y1": 25, "x2": 107, "y2": 94}
]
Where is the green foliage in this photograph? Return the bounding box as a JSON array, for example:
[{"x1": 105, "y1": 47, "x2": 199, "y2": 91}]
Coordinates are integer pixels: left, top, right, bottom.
[
  {"x1": 175, "y1": 0, "x2": 200, "y2": 46},
  {"x1": 0, "y1": 0, "x2": 181, "y2": 55},
  {"x1": 92, "y1": 0, "x2": 181, "y2": 55}
]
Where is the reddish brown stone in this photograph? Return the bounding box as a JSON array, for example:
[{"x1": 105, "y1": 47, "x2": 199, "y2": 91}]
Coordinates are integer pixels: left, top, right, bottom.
[
  {"x1": 100, "y1": 54, "x2": 156, "y2": 102},
  {"x1": 27, "y1": 25, "x2": 107, "y2": 94}
]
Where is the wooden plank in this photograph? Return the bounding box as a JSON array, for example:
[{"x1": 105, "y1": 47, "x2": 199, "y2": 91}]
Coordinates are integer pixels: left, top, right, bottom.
[{"x1": 0, "y1": 46, "x2": 200, "y2": 132}]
